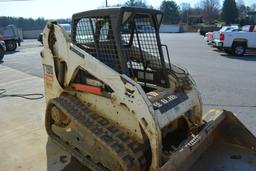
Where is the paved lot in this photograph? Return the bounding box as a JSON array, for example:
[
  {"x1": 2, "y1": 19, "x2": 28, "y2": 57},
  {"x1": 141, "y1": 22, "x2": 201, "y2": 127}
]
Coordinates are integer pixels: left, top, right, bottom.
[
  {"x1": 160, "y1": 33, "x2": 256, "y2": 132},
  {"x1": 1, "y1": 34, "x2": 256, "y2": 132},
  {"x1": 0, "y1": 33, "x2": 255, "y2": 170},
  {"x1": 0, "y1": 65, "x2": 88, "y2": 171},
  {"x1": 1, "y1": 40, "x2": 43, "y2": 77}
]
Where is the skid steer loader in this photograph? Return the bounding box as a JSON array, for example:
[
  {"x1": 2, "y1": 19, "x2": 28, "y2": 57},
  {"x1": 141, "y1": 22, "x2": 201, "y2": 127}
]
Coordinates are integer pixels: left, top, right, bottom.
[{"x1": 41, "y1": 7, "x2": 256, "y2": 171}]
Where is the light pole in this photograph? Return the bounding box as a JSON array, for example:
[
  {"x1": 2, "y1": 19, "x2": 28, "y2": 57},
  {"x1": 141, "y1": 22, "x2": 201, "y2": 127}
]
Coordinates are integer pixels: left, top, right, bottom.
[{"x1": 105, "y1": 0, "x2": 108, "y2": 7}]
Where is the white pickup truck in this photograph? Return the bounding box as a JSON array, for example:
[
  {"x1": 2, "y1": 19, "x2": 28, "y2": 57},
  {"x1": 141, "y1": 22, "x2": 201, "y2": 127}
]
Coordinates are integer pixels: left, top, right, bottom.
[
  {"x1": 212, "y1": 26, "x2": 238, "y2": 44},
  {"x1": 214, "y1": 25, "x2": 256, "y2": 56}
]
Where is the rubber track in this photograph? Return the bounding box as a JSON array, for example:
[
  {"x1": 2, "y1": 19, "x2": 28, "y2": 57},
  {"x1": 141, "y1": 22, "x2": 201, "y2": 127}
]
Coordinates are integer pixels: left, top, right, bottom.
[{"x1": 47, "y1": 93, "x2": 148, "y2": 171}]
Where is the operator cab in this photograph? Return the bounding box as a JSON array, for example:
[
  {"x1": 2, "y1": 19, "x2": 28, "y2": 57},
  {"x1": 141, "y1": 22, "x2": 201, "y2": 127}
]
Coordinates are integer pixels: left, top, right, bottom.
[{"x1": 72, "y1": 7, "x2": 172, "y2": 92}]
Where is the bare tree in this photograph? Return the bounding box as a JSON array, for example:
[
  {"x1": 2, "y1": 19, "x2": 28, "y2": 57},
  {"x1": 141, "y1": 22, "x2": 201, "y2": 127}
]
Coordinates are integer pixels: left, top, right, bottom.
[
  {"x1": 236, "y1": 0, "x2": 244, "y2": 7},
  {"x1": 180, "y1": 3, "x2": 191, "y2": 23},
  {"x1": 124, "y1": 0, "x2": 148, "y2": 7},
  {"x1": 237, "y1": 2, "x2": 250, "y2": 16},
  {"x1": 252, "y1": 3, "x2": 256, "y2": 11},
  {"x1": 200, "y1": 0, "x2": 220, "y2": 23}
]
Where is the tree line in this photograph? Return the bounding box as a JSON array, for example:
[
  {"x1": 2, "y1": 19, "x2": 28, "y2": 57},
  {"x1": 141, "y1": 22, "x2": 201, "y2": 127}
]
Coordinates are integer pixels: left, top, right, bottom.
[
  {"x1": 126, "y1": 0, "x2": 255, "y2": 25},
  {"x1": 0, "y1": 0, "x2": 255, "y2": 30},
  {"x1": 0, "y1": 17, "x2": 70, "y2": 30}
]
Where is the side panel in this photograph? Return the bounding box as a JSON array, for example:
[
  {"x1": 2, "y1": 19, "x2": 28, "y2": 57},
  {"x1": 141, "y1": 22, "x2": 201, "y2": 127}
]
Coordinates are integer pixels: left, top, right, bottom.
[
  {"x1": 41, "y1": 22, "x2": 162, "y2": 170},
  {"x1": 223, "y1": 32, "x2": 256, "y2": 48},
  {"x1": 247, "y1": 32, "x2": 256, "y2": 48}
]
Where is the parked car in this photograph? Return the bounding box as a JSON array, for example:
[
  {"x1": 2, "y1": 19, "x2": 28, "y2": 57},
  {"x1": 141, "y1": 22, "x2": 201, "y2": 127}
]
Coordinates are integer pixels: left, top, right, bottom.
[
  {"x1": 214, "y1": 25, "x2": 256, "y2": 56},
  {"x1": 37, "y1": 33, "x2": 43, "y2": 44},
  {"x1": 199, "y1": 25, "x2": 220, "y2": 36},
  {"x1": 0, "y1": 35, "x2": 6, "y2": 61},
  {"x1": 241, "y1": 25, "x2": 255, "y2": 32},
  {"x1": 0, "y1": 25, "x2": 22, "y2": 51},
  {"x1": 206, "y1": 26, "x2": 239, "y2": 44},
  {"x1": 212, "y1": 26, "x2": 239, "y2": 43},
  {"x1": 206, "y1": 32, "x2": 213, "y2": 43},
  {"x1": 212, "y1": 28, "x2": 239, "y2": 49},
  {"x1": 38, "y1": 23, "x2": 71, "y2": 44}
]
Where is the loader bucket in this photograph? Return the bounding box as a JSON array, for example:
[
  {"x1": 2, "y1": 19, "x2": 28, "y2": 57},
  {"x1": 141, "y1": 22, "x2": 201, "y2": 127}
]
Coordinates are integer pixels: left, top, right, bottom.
[{"x1": 160, "y1": 109, "x2": 256, "y2": 171}]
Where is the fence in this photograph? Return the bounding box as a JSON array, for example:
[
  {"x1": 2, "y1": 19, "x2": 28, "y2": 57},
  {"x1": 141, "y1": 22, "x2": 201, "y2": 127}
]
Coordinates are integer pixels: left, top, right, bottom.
[
  {"x1": 22, "y1": 30, "x2": 42, "y2": 39},
  {"x1": 159, "y1": 24, "x2": 182, "y2": 33}
]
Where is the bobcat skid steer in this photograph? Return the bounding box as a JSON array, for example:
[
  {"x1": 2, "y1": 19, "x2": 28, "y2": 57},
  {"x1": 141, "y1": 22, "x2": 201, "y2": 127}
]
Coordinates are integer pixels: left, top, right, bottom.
[{"x1": 41, "y1": 7, "x2": 256, "y2": 171}]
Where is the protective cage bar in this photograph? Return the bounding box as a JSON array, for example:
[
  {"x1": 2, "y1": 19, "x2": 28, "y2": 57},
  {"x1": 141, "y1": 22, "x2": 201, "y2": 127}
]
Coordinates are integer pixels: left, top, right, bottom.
[
  {"x1": 72, "y1": 16, "x2": 122, "y2": 73},
  {"x1": 71, "y1": 10, "x2": 170, "y2": 88},
  {"x1": 120, "y1": 14, "x2": 169, "y2": 87}
]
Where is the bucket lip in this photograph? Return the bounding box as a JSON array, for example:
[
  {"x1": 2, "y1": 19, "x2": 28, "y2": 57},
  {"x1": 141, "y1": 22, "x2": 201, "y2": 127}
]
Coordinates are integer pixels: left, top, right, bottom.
[
  {"x1": 161, "y1": 110, "x2": 224, "y2": 169},
  {"x1": 160, "y1": 109, "x2": 256, "y2": 171}
]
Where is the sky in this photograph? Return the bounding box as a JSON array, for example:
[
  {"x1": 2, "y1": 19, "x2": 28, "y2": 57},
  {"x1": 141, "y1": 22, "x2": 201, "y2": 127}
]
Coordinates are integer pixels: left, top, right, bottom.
[{"x1": 0, "y1": 0, "x2": 255, "y2": 19}]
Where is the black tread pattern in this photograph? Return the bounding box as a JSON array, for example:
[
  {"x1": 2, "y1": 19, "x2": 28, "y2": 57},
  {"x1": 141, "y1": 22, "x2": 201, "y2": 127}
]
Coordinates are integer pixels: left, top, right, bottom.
[{"x1": 46, "y1": 93, "x2": 148, "y2": 171}]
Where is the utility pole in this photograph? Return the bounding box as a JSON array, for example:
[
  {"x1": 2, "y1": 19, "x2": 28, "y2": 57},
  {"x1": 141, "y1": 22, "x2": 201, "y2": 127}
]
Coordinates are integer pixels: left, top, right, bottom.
[{"x1": 105, "y1": 0, "x2": 108, "y2": 7}]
